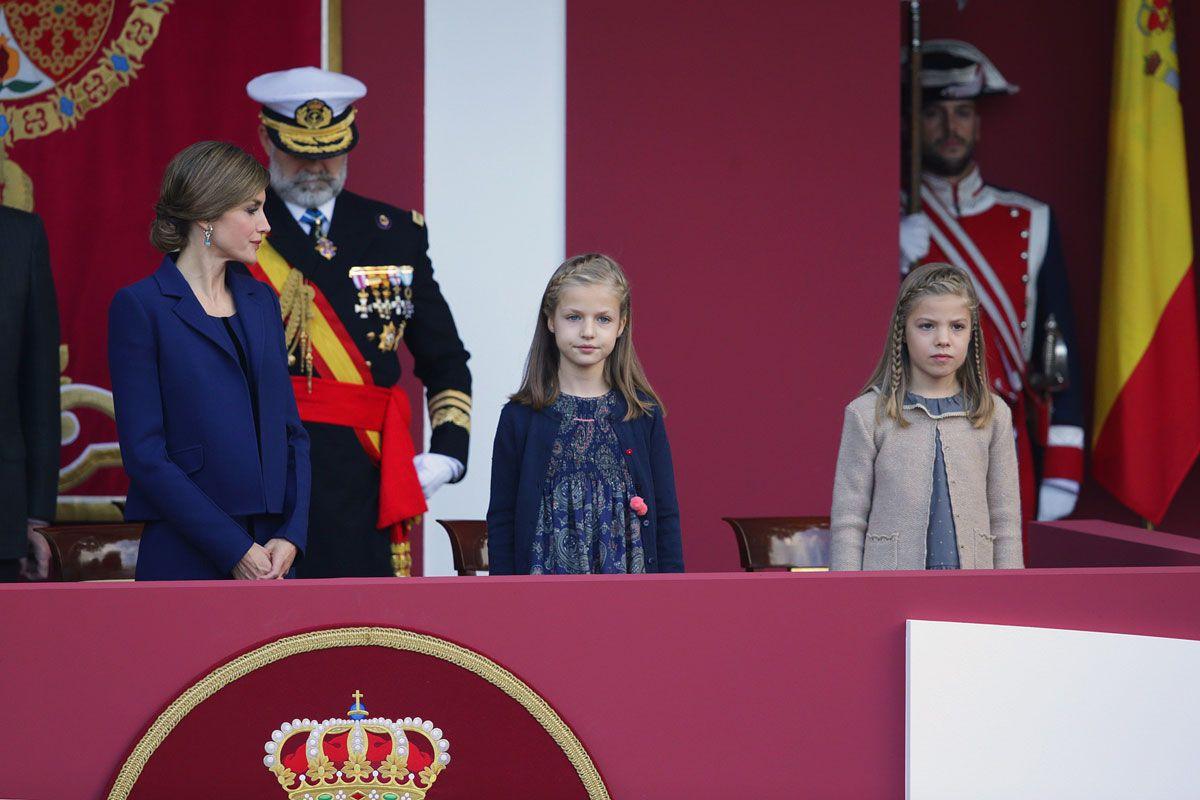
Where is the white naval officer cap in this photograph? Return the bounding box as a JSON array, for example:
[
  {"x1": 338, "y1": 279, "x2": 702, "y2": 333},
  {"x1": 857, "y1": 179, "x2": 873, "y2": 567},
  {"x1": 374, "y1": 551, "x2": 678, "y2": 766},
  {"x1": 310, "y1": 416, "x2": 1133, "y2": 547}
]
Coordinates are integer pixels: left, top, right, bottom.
[{"x1": 247, "y1": 66, "x2": 367, "y2": 159}]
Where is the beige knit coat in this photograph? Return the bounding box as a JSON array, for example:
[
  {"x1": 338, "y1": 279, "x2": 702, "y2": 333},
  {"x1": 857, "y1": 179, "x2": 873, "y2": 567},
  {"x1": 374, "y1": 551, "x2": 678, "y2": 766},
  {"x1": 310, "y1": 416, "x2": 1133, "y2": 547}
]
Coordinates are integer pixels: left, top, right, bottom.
[{"x1": 830, "y1": 390, "x2": 1023, "y2": 571}]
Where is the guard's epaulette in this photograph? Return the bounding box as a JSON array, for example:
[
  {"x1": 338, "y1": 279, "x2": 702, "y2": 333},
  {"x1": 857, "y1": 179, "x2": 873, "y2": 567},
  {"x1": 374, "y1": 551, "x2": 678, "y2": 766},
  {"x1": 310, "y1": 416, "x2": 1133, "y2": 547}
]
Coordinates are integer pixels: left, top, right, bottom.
[{"x1": 411, "y1": 209, "x2": 425, "y2": 227}]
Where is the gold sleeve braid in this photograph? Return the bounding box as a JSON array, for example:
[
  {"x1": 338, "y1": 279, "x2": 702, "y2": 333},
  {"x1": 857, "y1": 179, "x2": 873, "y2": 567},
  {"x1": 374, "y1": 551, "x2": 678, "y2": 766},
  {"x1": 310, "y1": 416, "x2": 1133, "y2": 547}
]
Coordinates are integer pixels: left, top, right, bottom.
[{"x1": 428, "y1": 389, "x2": 471, "y2": 432}]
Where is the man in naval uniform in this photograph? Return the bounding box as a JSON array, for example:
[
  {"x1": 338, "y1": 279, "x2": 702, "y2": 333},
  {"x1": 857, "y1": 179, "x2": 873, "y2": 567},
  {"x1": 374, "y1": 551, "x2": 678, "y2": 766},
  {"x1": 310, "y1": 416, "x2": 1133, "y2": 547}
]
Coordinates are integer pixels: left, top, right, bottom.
[
  {"x1": 900, "y1": 40, "x2": 1084, "y2": 529},
  {"x1": 245, "y1": 67, "x2": 471, "y2": 577}
]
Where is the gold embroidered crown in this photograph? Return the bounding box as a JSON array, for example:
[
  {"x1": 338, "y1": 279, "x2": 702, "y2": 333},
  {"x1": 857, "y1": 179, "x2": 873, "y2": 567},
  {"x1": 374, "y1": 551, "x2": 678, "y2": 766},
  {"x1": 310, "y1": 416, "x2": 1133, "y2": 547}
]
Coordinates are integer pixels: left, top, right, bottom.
[{"x1": 263, "y1": 691, "x2": 451, "y2": 799}]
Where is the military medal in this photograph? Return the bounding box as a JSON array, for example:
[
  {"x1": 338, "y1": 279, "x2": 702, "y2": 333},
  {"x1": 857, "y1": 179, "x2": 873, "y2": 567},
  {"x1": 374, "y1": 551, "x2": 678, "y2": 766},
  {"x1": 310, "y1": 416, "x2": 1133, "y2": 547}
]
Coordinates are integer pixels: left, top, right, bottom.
[
  {"x1": 349, "y1": 265, "x2": 415, "y2": 352},
  {"x1": 315, "y1": 235, "x2": 337, "y2": 260},
  {"x1": 302, "y1": 207, "x2": 338, "y2": 260}
]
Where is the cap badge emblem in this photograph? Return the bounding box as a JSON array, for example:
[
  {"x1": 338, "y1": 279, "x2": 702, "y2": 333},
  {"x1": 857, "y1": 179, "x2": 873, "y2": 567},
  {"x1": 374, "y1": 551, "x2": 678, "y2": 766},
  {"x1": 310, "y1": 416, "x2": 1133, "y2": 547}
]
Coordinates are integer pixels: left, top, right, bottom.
[{"x1": 296, "y1": 98, "x2": 334, "y2": 130}]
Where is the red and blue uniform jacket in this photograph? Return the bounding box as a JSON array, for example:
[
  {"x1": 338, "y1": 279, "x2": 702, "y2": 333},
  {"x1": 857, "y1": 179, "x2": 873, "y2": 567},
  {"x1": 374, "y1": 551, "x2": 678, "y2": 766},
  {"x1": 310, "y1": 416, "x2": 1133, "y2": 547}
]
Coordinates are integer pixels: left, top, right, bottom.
[{"x1": 906, "y1": 166, "x2": 1084, "y2": 517}]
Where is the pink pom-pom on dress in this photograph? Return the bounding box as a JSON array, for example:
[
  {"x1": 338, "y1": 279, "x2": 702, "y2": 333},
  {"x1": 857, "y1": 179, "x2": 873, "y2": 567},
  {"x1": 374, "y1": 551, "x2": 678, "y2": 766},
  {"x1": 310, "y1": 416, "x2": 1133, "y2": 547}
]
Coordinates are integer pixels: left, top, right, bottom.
[{"x1": 630, "y1": 496, "x2": 648, "y2": 516}]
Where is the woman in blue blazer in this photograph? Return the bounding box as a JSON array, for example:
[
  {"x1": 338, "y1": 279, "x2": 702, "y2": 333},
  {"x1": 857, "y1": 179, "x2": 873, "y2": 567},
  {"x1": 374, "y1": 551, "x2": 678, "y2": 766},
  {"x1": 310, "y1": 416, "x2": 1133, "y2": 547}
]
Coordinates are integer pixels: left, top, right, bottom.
[{"x1": 109, "y1": 142, "x2": 310, "y2": 580}]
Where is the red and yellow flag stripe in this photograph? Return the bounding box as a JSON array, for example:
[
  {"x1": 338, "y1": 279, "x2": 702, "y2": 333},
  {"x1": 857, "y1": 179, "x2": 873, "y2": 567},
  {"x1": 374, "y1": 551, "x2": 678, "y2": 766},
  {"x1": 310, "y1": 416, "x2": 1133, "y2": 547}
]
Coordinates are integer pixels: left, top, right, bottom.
[{"x1": 1094, "y1": 0, "x2": 1200, "y2": 524}]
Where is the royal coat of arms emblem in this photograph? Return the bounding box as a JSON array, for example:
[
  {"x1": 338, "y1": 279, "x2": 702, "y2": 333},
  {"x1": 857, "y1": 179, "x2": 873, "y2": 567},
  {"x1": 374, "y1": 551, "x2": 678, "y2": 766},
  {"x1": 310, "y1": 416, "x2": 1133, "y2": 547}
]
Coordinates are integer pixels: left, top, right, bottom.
[{"x1": 0, "y1": 0, "x2": 170, "y2": 210}]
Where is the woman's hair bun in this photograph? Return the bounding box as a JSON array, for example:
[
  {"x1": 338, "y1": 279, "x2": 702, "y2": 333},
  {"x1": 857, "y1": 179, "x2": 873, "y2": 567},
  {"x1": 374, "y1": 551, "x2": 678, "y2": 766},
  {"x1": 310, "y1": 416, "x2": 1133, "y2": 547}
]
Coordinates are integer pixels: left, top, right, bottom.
[{"x1": 149, "y1": 207, "x2": 188, "y2": 252}]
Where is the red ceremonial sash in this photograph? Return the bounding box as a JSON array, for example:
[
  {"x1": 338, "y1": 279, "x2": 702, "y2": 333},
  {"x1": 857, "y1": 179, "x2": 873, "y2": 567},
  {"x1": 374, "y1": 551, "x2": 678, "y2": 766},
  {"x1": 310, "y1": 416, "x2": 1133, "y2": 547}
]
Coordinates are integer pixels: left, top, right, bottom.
[{"x1": 291, "y1": 377, "x2": 427, "y2": 527}]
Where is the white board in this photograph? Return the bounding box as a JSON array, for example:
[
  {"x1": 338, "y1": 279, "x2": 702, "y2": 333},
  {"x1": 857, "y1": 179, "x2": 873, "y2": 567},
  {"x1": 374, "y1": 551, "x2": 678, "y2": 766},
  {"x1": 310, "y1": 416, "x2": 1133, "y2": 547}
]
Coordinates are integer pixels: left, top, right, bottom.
[{"x1": 907, "y1": 620, "x2": 1200, "y2": 799}]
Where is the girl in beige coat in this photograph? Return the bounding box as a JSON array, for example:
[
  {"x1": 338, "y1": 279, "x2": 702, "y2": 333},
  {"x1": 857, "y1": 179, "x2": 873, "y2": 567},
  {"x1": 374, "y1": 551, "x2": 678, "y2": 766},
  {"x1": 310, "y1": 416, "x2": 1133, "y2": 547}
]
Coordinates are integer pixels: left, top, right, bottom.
[{"x1": 831, "y1": 263, "x2": 1023, "y2": 571}]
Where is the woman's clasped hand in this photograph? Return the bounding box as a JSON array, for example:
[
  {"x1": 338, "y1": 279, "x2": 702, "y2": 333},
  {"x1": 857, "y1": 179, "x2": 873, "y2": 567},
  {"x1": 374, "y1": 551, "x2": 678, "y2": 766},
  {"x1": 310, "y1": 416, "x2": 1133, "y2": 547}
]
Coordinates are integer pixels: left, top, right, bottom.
[{"x1": 232, "y1": 539, "x2": 298, "y2": 580}]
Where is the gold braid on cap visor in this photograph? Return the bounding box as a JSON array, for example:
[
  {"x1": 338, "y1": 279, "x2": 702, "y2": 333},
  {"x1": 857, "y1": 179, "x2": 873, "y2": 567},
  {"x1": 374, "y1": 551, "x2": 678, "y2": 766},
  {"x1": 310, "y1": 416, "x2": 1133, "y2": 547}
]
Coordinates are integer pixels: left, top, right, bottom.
[{"x1": 260, "y1": 107, "x2": 357, "y2": 155}]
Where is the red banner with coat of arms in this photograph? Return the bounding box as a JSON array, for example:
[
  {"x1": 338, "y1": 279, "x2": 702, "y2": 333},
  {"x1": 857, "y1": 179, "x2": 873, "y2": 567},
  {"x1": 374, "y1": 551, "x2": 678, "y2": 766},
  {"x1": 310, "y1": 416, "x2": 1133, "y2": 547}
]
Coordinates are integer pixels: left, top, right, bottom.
[{"x1": 0, "y1": 0, "x2": 322, "y2": 520}]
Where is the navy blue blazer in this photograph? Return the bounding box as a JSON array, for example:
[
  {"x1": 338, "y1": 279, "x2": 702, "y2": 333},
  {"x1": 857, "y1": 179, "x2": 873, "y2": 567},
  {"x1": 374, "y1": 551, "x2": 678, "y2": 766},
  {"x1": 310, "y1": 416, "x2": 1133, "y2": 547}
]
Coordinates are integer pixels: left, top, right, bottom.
[
  {"x1": 108, "y1": 255, "x2": 310, "y2": 579},
  {"x1": 486, "y1": 393, "x2": 684, "y2": 574}
]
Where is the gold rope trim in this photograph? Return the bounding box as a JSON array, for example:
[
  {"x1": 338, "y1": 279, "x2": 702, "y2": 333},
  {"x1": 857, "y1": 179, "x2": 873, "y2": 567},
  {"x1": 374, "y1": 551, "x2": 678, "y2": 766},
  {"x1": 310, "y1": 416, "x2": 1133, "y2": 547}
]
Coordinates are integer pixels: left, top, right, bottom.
[
  {"x1": 106, "y1": 626, "x2": 610, "y2": 800},
  {"x1": 279, "y1": 266, "x2": 315, "y2": 389},
  {"x1": 391, "y1": 539, "x2": 412, "y2": 577}
]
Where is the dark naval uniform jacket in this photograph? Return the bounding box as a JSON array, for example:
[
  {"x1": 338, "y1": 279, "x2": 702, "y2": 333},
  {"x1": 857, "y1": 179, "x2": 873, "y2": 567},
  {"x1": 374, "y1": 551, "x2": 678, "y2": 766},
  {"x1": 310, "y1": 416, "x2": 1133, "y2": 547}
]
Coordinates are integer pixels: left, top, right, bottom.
[{"x1": 253, "y1": 187, "x2": 471, "y2": 577}]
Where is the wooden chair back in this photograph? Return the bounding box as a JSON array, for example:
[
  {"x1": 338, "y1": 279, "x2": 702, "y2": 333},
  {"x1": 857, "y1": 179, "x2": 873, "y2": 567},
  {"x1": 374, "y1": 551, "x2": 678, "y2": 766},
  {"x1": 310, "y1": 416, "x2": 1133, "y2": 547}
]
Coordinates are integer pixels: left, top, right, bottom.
[
  {"x1": 38, "y1": 523, "x2": 143, "y2": 581},
  {"x1": 435, "y1": 519, "x2": 489, "y2": 576},
  {"x1": 722, "y1": 516, "x2": 831, "y2": 572}
]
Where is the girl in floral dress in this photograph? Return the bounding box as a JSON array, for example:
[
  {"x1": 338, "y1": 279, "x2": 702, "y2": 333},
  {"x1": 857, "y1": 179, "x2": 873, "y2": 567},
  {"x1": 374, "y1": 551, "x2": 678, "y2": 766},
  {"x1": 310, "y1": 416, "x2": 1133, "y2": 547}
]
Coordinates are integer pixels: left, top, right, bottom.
[{"x1": 487, "y1": 254, "x2": 683, "y2": 575}]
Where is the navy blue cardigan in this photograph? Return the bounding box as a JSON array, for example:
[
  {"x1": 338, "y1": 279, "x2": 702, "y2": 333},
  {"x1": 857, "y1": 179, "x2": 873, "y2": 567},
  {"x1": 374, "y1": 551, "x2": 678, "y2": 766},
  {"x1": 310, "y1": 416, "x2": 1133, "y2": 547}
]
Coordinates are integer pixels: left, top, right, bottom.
[{"x1": 486, "y1": 393, "x2": 684, "y2": 574}]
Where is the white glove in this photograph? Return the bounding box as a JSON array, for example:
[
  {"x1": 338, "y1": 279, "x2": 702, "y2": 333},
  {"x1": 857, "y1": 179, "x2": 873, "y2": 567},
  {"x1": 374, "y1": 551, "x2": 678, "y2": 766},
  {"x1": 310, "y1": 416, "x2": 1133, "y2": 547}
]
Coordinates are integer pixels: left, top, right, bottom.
[
  {"x1": 1037, "y1": 479, "x2": 1079, "y2": 522},
  {"x1": 900, "y1": 212, "x2": 932, "y2": 272},
  {"x1": 413, "y1": 452, "x2": 464, "y2": 499}
]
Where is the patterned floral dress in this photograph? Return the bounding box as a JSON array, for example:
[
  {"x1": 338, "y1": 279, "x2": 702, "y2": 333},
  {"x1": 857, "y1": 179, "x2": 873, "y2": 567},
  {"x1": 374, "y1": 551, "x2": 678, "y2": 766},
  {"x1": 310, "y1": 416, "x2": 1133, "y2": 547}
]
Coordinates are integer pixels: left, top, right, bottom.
[{"x1": 530, "y1": 391, "x2": 647, "y2": 574}]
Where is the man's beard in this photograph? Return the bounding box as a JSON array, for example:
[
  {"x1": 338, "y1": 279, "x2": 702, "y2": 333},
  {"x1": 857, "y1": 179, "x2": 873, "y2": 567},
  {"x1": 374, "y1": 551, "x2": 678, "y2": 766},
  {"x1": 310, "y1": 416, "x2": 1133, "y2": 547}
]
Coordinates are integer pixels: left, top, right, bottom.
[
  {"x1": 922, "y1": 139, "x2": 975, "y2": 178},
  {"x1": 269, "y1": 154, "x2": 347, "y2": 207}
]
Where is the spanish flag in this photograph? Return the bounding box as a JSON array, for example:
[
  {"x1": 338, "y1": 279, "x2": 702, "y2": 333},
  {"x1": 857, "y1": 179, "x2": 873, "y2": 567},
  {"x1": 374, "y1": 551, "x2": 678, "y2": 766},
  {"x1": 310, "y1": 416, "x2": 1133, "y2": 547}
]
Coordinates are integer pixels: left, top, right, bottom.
[{"x1": 1094, "y1": 0, "x2": 1200, "y2": 525}]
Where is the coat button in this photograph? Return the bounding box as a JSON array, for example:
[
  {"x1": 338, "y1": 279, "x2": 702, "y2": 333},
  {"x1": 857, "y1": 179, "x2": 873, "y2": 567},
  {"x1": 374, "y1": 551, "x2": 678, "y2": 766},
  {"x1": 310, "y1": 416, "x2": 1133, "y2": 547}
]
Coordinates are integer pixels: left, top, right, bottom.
[{"x1": 642, "y1": 519, "x2": 650, "y2": 527}]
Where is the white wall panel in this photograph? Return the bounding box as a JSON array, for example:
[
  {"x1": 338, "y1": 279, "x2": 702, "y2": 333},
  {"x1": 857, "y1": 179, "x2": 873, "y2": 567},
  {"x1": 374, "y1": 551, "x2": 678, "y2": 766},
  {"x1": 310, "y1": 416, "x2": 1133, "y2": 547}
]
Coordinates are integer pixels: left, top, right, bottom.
[{"x1": 423, "y1": 0, "x2": 566, "y2": 575}]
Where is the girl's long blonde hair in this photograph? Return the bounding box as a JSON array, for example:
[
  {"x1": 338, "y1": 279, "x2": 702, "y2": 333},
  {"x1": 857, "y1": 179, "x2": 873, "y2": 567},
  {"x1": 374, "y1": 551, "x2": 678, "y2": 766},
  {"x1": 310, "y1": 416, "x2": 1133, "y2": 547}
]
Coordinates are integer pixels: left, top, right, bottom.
[
  {"x1": 865, "y1": 262, "x2": 995, "y2": 427},
  {"x1": 511, "y1": 253, "x2": 663, "y2": 420}
]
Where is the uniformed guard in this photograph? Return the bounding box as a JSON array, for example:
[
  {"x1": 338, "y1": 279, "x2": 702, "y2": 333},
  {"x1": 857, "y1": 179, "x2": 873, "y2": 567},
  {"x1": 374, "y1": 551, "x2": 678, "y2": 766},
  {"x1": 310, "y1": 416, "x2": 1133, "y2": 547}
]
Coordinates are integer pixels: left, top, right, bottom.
[
  {"x1": 245, "y1": 66, "x2": 471, "y2": 577},
  {"x1": 900, "y1": 40, "x2": 1084, "y2": 532}
]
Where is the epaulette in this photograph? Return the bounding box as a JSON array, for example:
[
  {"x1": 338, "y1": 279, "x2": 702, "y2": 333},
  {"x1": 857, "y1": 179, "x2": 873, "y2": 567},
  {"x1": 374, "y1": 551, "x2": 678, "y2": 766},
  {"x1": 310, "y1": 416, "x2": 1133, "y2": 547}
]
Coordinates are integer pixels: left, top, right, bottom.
[{"x1": 411, "y1": 209, "x2": 425, "y2": 227}]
